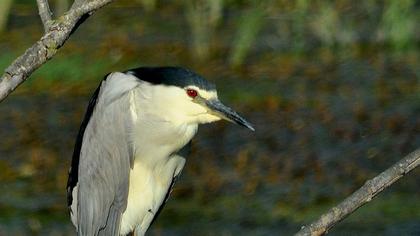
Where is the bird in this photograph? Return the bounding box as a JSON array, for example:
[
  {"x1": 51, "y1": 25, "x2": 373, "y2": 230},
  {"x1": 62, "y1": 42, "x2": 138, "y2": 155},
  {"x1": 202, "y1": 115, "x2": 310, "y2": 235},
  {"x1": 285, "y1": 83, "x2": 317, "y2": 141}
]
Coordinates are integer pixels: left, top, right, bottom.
[{"x1": 66, "y1": 66, "x2": 254, "y2": 236}]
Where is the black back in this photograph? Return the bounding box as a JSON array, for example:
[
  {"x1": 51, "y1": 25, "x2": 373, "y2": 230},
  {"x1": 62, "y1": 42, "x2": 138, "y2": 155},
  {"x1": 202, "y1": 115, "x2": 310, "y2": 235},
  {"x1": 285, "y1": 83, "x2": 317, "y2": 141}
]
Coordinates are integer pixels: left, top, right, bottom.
[{"x1": 125, "y1": 66, "x2": 216, "y2": 91}]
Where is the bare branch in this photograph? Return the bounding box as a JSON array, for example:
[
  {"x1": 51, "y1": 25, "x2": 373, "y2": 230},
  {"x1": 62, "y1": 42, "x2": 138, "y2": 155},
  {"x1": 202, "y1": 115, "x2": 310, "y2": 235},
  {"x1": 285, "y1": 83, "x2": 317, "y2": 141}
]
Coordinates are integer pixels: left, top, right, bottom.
[
  {"x1": 71, "y1": 0, "x2": 87, "y2": 10},
  {"x1": 295, "y1": 148, "x2": 420, "y2": 236},
  {"x1": 36, "y1": 0, "x2": 53, "y2": 32},
  {"x1": 0, "y1": 0, "x2": 115, "y2": 102}
]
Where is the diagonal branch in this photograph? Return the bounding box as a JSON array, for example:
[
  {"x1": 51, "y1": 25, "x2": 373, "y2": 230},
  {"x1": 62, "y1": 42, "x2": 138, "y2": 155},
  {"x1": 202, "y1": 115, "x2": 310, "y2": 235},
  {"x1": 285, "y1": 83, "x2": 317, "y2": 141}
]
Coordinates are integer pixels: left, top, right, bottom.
[
  {"x1": 36, "y1": 0, "x2": 53, "y2": 32},
  {"x1": 0, "y1": 0, "x2": 115, "y2": 102},
  {"x1": 71, "y1": 0, "x2": 88, "y2": 9},
  {"x1": 295, "y1": 148, "x2": 420, "y2": 236}
]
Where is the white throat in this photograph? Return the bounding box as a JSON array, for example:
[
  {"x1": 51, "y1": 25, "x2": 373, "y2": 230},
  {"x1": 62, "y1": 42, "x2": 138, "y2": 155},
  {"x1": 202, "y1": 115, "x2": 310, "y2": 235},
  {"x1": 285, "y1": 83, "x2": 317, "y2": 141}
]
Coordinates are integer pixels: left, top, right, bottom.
[
  {"x1": 128, "y1": 83, "x2": 199, "y2": 162},
  {"x1": 119, "y1": 86, "x2": 198, "y2": 235}
]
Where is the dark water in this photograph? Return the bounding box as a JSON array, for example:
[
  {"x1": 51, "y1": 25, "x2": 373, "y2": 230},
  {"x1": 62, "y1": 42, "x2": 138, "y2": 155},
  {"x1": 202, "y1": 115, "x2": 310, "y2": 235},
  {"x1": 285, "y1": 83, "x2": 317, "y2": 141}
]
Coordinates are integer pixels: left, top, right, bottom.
[{"x1": 1, "y1": 2, "x2": 419, "y2": 235}]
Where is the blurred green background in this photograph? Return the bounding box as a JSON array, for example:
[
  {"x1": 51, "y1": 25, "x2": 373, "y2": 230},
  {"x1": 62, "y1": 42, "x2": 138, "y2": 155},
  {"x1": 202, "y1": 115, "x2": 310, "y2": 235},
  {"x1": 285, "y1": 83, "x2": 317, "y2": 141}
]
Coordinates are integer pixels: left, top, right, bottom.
[{"x1": 0, "y1": 0, "x2": 419, "y2": 235}]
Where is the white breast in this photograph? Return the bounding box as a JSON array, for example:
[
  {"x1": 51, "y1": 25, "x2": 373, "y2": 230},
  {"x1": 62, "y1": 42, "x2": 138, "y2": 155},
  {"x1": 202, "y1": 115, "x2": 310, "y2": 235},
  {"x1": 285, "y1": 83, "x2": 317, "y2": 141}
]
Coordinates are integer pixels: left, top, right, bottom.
[
  {"x1": 119, "y1": 89, "x2": 197, "y2": 235},
  {"x1": 119, "y1": 154, "x2": 186, "y2": 235}
]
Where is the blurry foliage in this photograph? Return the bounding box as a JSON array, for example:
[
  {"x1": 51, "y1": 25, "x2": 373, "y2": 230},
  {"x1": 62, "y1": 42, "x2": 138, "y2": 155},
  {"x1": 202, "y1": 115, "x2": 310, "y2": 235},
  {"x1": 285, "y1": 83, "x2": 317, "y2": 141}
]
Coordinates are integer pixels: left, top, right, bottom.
[
  {"x1": 230, "y1": 1, "x2": 265, "y2": 67},
  {"x1": 290, "y1": 0, "x2": 310, "y2": 51},
  {"x1": 0, "y1": 0, "x2": 13, "y2": 33},
  {"x1": 185, "y1": 0, "x2": 224, "y2": 60},
  {"x1": 311, "y1": 2, "x2": 340, "y2": 46},
  {"x1": 379, "y1": 0, "x2": 416, "y2": 51},
  {"x1": 0, "y1": 0, "x2": 419, "y2": 62},
  {"x1": 136, "y1": 0, "x2": 157, "y2": 12},
  {"x1": 0, "y1": 0, "x2": 419, "y2": 235},
  {"x1": 53, "y1": 0, "x2": 70, "y2": 16}
]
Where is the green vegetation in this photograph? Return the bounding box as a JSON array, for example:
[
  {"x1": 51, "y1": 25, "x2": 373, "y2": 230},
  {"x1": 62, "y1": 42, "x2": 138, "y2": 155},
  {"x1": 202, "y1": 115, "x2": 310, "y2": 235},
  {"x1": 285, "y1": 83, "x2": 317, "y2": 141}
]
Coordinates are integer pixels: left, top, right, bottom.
[
  {"x1": 230, "y1": 2, "x2": 265, "y2": 66},
  {"x1": 0, "y1": 0, "x2": 419, "y2": 235}
]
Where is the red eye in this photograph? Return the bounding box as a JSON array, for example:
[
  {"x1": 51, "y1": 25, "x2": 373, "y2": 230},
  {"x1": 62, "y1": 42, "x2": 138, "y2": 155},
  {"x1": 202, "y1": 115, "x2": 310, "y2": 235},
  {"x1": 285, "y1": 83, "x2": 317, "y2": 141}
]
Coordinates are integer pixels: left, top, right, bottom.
[{"x1": 186, "y1": 89, "x2": 198, "y2": 98}]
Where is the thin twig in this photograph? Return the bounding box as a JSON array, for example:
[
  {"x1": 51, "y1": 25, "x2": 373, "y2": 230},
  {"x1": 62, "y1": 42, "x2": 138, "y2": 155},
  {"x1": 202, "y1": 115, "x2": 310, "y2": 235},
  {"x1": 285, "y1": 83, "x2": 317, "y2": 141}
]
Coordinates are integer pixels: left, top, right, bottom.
[
  {"x1": 36, "y1": 0, "x2": 53, "y2": 32},
  {"x1": 0, "y1": 0, "x2": 114, "y2": 102},
  {"x1": 295, "y1": 148, "x2": 420, "y2": 236}
]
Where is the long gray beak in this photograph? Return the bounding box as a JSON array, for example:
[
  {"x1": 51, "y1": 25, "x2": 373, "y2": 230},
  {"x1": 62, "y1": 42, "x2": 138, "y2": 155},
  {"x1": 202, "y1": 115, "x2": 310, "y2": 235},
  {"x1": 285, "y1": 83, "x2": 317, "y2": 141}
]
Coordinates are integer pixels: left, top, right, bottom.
[{"x1": 205, "y1": 99, "x2": 255, "y2": 131}]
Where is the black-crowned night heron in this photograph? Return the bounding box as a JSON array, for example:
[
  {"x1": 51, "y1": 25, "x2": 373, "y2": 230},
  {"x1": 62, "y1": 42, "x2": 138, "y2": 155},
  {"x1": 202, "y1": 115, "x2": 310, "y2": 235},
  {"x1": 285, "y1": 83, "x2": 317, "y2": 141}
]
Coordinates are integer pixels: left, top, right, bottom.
[{"x1": 66, "y1": 66, "x2": 254, "y2": 235}]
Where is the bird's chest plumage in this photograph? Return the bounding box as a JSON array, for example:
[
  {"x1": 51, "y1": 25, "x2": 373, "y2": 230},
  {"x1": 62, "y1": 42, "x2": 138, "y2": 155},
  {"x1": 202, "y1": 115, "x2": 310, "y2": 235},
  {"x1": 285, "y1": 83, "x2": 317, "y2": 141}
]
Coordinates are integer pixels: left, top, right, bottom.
[{"x1": 120, "y1": 93, "x2": 197, "y2": 235}]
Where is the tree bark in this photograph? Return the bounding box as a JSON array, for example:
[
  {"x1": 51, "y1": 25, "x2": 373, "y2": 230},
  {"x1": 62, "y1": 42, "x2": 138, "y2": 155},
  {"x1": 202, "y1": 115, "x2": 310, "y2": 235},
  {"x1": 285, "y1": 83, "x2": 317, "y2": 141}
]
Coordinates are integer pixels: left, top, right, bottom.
[
  {"x1": 37, "y1": 0, "x2": 53, "y2": 32},
  {"x1": 0, "y1": 0, "x2": 115, "y2": 102},
  {"x1": 295, "y1": 148, "x2": 420, "y2": 236}
]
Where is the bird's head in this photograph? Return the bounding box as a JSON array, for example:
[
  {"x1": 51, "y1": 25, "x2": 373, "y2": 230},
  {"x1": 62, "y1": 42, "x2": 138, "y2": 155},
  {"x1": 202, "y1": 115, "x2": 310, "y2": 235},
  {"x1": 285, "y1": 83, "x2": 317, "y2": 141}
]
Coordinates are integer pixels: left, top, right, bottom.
[{"x1": 126, "y1": 67, "x2": 254, "y2": 131}]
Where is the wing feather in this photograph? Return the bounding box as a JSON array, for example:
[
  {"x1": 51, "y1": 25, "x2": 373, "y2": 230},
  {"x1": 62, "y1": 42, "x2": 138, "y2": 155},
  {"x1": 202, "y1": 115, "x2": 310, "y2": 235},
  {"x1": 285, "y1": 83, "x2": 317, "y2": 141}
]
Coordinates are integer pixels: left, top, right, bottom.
[{"x1": 67, "y1": 72, "x2": 140, "y2": 235}]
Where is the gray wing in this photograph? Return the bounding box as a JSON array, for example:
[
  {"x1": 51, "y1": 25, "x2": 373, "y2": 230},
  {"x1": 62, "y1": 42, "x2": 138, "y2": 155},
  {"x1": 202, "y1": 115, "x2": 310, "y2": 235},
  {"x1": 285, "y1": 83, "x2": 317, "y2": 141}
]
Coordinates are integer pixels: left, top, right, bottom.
[{"x1": 68, "y1": 72, "x2": 140, "y2": 235}]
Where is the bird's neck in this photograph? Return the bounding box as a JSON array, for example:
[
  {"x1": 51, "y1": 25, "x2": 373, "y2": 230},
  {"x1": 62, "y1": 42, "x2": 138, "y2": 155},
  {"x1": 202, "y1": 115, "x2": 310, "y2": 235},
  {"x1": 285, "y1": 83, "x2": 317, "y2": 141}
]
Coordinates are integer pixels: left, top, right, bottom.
[
  {"x1": 132, "y1": 119, "x2": 197, "y2": 167},
  {"x1": 129, "y1": 90, "x2": 198, "y2": 166}
]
